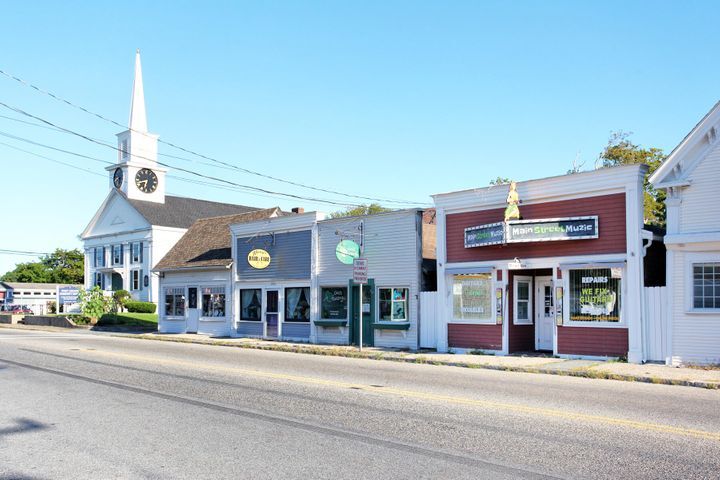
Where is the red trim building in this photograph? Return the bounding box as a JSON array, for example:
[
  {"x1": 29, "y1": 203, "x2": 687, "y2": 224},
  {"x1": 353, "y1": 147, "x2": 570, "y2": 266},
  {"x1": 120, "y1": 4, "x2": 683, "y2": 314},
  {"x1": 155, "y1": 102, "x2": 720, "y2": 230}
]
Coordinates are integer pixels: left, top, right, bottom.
[{"x1": 433, "y1": 165, "x2": 651, "y2": 363}]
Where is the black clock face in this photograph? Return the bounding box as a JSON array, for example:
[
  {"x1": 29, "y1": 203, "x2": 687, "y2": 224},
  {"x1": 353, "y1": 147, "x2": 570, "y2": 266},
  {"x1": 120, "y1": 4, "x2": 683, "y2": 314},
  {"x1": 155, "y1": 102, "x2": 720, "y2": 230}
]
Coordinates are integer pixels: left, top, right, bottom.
[
  {"x1": 135, "y1": 168, "x2": 158, "y2": 194},
  {"x1": 113, "y1": 168, "x2": 123, "y2": 189}
]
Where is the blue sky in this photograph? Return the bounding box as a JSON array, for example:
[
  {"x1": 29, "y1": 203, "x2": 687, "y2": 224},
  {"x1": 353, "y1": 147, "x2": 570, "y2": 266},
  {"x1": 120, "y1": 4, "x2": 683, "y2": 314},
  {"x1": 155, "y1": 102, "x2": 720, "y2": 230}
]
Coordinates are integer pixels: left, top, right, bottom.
[{"x1": 1, "y1": 1, "x2": 718, "y2": 274}]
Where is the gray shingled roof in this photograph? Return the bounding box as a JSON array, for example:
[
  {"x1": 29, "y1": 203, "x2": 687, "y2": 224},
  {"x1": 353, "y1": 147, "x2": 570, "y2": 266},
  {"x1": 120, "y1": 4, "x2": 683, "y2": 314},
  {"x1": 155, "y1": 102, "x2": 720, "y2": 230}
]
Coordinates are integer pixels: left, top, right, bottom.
[
  {"x1": 154, "y1": 208, "x2": 283, "y2": 271},
  {"x1": 127, "y1": 195, "x2": 259, "y2": 229}
]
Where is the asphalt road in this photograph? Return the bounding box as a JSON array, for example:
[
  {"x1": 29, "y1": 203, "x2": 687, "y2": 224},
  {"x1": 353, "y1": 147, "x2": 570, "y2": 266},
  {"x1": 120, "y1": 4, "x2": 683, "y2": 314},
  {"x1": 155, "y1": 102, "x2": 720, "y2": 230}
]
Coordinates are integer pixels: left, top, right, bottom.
[{"x1": 0, "y1": 328, "x2": 719, "y2": 479}]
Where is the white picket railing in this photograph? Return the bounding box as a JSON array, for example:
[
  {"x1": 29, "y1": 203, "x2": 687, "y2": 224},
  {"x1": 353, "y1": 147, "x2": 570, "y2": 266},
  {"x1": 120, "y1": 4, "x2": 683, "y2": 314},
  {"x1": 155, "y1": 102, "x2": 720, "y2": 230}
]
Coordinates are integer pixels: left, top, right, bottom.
[
  {"x1": 420, "y1": 291, "x2": 438, "y2": 349},
  {"x1": 643, "y1": 286, "x2": 668, "y2": 362}
]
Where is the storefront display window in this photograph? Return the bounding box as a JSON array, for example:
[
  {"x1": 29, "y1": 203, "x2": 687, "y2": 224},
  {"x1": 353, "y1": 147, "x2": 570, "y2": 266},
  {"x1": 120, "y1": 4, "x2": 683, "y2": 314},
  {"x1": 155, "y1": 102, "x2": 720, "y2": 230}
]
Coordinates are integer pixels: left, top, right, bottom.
[
  {"x1": 692, "y1": 263, "x2": 720, "y2": 309},
  {"x1": 379, "y1": 288, "x2": 408, "y2": 321},
  {"x1": 452, "y1": 274, "x2": 492, "y2": 321},
  {"x1": 321, "y1": 287, "x2": 347, "y2": 319},
  {"x1": 568, "y1": 268, "x2": 621, "y2": 322},
  {"x1": 240, "y1": 289, "x2": 261, "y2": 320},
  {"x1": 165, "y1": 287, "x2": 185, "y2": 317},
  {"x1": 285, "y1": 287, "x2": 310, "y2": 322},
  {"x1": 202, "y1": 287, "x2": 226, "y2": 317}
]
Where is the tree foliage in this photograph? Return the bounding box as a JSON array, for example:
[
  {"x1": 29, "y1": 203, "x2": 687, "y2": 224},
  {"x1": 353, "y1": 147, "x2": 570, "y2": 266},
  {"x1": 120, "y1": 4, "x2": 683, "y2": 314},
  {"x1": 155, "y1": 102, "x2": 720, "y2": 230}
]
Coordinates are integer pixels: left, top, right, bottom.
[
  {"x1": 597, "y1": 131, "x2": 666, "y2": 226},
  {"x1": 489, "y1": 177, "x2": 512, "y2": 186},
  {"x1": 1, "y1": 248, "x2": 84, "y2": 284},
  {"x1": 328, "y1": 203, "x2": 392, "y2": 219}
]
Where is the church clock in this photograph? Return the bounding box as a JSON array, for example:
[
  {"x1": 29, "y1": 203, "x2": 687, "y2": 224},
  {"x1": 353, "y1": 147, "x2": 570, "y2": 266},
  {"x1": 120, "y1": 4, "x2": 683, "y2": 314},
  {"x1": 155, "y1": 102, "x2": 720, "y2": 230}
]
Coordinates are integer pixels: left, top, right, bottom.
[
  {"x1": 135, "y1": 168, "x2": 158, "y2": 194},
  {"x1": 113, "y1": 168, "x2": 123, "y2": 189}
]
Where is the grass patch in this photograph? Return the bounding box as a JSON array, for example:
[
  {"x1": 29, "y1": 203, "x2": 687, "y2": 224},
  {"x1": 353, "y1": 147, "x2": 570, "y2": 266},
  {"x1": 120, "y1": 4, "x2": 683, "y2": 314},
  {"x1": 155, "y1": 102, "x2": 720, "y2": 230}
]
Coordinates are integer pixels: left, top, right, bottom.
[{"x1": 98, "y1": 312, "x2": 158, "y2": 328}]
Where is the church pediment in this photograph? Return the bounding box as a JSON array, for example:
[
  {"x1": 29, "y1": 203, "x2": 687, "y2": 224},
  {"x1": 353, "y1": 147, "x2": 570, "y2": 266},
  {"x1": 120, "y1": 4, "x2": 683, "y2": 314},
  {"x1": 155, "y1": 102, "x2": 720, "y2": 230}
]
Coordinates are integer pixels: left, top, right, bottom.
[{"x1": 81, "y1": 191, "x2": 151, "y2": 239}]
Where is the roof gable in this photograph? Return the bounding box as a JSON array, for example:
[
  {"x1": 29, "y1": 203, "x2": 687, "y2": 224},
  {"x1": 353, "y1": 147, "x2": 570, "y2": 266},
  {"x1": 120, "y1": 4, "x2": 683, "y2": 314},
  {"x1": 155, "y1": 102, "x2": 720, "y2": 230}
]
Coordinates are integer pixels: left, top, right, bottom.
[
  {"x1": 128, "y1": 195, "x2": 260, "y2": 229},
  {"x1": 154, "y1": 207, "x2": 282, "y2": 271},
  {"x1": 650, "y1": 100, "x2": 720, "y2": 187},
  {"x1": 81, "y1": 190, "x2": 151, "y2": 239}
]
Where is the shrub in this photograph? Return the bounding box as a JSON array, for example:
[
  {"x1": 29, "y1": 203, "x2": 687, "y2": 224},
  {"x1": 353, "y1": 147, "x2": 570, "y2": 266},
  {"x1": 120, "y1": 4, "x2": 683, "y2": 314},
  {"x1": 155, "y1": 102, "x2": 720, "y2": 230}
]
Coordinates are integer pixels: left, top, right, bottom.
[
  {"x1": 77, "y1": 286, "x2": 112, "y2": 321},
  {"x1": 125, "y1": 301, "x2": 157, "y2": 314},
  {"x1": 48, "y1": 301, "x2": 57, "y2": 314},
  {"x1": 112, "y1": 290, "x2": 131, "y2": 312}
]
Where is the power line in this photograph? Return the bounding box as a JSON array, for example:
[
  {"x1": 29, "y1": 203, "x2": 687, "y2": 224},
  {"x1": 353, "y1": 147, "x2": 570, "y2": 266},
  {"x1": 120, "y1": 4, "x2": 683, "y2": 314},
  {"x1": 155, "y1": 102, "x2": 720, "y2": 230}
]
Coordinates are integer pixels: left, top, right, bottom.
[
  {"x1": 0, "y1": 128, "x2": 357, "y2": 207},
  {"x1": 0, "y1": 68, "x2": 426, "y2": 206},
  {"x1": 0, "y1": 102, "x2": 370, "y2": 208},
  {"x1": 0, "y1": 249, "x2": 49, "y2": 257}
]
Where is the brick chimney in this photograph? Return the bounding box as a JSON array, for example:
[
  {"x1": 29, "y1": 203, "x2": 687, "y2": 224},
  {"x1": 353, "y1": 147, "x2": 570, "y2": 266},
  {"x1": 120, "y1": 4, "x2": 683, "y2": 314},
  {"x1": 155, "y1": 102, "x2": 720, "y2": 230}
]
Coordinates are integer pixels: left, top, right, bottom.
[{"x1": 291, "y1": 207, "x2": 305, "y2": 214}]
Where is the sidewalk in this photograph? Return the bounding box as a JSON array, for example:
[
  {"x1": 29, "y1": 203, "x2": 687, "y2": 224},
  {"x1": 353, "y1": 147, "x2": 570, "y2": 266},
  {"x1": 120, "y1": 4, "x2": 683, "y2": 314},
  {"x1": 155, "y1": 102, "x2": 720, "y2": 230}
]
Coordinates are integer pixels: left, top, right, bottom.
[
  {"x1": 126, "y1": 331, "x2": 720, "y2": 390},
  {"x1": 2, "y1": 324, "x2": 718, "y2": 389}
]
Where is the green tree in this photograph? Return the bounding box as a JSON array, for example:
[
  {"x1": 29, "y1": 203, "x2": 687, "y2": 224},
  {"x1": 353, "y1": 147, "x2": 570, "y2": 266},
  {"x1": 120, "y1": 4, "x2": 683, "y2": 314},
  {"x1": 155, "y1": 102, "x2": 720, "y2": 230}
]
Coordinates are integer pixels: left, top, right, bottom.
[
  {"x1": 328, "y1": 203, "x2": 392, "y2": 219},
  {"x1": 1, "y1": 248, "x2": 84, "y2": 284},
  {"x1": 1, "y1": 262, "x2": 52, "y2": 283},
  {"x1": 597, "y1": 131, "x2": 666, "y2": 226},
  {"x1": 77, "y1": 286, "x2": 112, "y2": 323},
  {"x1": 489, "y1": 177, "x2": 512, "y2": 186}
]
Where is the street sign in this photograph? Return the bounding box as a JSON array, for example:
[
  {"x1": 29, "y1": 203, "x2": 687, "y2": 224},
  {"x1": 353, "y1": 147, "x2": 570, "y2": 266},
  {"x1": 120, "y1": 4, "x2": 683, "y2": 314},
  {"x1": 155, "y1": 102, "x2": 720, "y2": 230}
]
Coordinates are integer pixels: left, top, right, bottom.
[{"x1": 353, "y1": 258, "x2": 368, "y2": 284}]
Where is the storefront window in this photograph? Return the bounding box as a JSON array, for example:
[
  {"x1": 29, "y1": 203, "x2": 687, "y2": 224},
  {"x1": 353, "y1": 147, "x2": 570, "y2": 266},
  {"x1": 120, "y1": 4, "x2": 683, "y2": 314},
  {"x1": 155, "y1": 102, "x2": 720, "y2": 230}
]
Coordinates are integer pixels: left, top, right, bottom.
[
  {"x1": 379, "y1": 288, "x2": 408, "y2": 321},
  {"x1": 568, "y1": 268, "x2": 621, "y2": 322},
  {"x1": 240, "y1": 289, "x2": 261, "y2": 320},
  {"x1": 693, "y1": 263, "x2": 720, "y2": 309},
  {"x1": 285, "y1": 287, "x2": 310, "y2": 322},
  {"x1": 321, "y1": 287, "x2": 347, "y2": 319},
  {"x1": 452, "y1": 274, "x2": 492, "y2": 321},
  {"x1": 202, "y1": 287, "x2": 226, "y2": 317},
  {"x1": 165, "y1": 287, "x2": 185, "y2": 317}
]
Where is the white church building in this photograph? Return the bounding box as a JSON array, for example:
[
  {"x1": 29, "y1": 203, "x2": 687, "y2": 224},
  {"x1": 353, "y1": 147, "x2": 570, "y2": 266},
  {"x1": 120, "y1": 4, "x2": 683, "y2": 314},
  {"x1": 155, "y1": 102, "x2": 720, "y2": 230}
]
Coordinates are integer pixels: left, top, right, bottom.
[{"x1": 80, "y1": 52, "x2": 260, "y2": 304}]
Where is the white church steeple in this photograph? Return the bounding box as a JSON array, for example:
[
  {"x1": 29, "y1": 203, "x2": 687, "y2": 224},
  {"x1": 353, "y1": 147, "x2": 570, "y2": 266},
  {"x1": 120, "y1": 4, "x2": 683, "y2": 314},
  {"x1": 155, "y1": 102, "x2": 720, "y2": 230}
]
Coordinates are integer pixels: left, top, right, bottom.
[
  {"x1": 108, "y1": 50, "x2": 166, "y2": 204},
  {"x1": 129, "y1": 50, "x2": 148, "y2": 133}
]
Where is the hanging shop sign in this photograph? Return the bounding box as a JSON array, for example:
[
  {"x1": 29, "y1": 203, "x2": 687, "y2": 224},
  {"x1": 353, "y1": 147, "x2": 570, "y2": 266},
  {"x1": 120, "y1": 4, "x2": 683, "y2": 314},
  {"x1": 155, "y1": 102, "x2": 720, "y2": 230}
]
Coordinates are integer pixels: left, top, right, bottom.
[
  {"x1": 464, "y1": 222, "x2": 505, "y2": 248},
  {"x1": 464, "y1": 216, "x2": 599, "y2": 248},
  {"x1": 335, "y1": 239, "x2": 360, "y2": 265},
  {"x1": 247, "y1": 248, "x2": 271, "y2": 269}
]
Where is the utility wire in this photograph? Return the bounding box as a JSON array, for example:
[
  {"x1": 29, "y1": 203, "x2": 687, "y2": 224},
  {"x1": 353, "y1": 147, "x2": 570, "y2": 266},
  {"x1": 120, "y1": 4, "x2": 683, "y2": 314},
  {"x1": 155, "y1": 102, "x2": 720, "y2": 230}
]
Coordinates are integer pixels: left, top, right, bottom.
[
  {"x1": 0, "y1": 68, "x2": 426, "y2": 206},
  {"x1": 0, "y1": 249, "x2": 50, "y2": 256},
  {"x1": 0, "y1": 101, "x2": 369, "y2": 208}
]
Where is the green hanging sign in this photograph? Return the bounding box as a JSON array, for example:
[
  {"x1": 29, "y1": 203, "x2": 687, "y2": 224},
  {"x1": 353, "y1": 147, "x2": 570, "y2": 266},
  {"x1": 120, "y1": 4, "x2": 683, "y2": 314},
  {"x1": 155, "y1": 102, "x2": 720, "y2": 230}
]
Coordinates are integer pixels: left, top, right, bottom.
[{"x1": 336, "y1": 239, "x2": 360, "y2": 265}]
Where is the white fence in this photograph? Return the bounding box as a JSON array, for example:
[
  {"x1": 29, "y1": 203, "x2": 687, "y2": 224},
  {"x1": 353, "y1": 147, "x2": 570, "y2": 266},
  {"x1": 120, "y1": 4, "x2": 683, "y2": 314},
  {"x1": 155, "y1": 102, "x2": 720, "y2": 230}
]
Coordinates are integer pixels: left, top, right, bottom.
[
  {"x1": 643, "y1": 286, "x2": 668, "y2": 362},
  {"x1": 420, "y1": 291, "x2": 438, "y2": 349}
]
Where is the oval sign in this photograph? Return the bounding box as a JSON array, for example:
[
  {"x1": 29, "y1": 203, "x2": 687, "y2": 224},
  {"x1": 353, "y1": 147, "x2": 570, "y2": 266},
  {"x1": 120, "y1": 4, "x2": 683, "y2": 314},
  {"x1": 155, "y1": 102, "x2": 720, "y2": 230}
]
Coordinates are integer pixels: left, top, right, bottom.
[
  {"x1": 247, "y1": 248, "x2": 271, "y2": 269},
  {"x1": 336, "y1": 239, "x2": 360, "y2": 265}
]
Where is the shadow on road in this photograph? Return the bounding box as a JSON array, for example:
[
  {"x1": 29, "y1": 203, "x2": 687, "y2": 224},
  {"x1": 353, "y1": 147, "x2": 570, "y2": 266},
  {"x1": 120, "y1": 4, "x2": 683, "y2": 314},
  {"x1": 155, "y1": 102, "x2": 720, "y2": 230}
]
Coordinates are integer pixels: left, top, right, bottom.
[{"x1": 0, "y1": 418, "x2": 49, "y2": 438}]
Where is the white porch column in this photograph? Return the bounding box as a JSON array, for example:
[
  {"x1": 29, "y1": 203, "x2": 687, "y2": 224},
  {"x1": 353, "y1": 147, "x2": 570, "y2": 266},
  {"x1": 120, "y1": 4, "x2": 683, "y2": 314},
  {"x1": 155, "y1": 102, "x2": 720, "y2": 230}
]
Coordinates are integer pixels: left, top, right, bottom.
[{"x1": 435, "y1": 208, "x2": 449, "y2": 352}]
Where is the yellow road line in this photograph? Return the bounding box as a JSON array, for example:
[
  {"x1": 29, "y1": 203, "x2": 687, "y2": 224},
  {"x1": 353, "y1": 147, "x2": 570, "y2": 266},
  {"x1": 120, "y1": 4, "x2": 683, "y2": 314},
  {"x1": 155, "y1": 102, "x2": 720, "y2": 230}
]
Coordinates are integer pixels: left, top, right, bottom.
[{"x1": 79, "y1": 348, "x2": 720, "y2": 442}]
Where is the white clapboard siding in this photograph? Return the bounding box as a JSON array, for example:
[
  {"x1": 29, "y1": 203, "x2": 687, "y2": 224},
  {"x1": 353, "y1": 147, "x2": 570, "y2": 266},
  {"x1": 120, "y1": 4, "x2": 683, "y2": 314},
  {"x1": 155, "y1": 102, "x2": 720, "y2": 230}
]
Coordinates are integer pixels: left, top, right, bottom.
[
  {"x1": 419, "y1": 291, "x2": 437, "y2": 349},
  {"x1": 316, "y1": 210, "x2": 421, "y2": 349},
  {"x1": 679, "y1": 142, "x2": 720, "y2": 233},
  {"x1": 643, "y1": 287, "x2": 667, "y2": 362}
]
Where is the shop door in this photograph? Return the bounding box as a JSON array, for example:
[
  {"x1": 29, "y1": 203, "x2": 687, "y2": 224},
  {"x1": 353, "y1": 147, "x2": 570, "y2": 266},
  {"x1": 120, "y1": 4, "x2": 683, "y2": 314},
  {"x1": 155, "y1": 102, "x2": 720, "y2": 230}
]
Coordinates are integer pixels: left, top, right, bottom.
[
  {"x1": 535, "y1": 277, "x2": 554, "y2": 351},
  {"x1": 266, "y1": 290, "x2": 279, "y2": 338},
  {"x1": 187, "y1": 287, "x2": 199, "y2": 333},
  {"x1": 350, "y1": 281, "x2": 374, "y2": 347}
]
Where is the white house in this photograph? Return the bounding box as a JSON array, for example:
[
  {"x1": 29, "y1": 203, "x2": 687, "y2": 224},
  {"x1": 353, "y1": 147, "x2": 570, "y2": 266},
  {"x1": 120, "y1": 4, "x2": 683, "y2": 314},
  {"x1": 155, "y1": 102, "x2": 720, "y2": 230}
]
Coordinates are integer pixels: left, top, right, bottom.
[
  {"x1": 649, "y1": 101, "x2": 720, "y2": 365},
  {"x1": 80, "y1": 52, "x2": 260, "y2": 305}
]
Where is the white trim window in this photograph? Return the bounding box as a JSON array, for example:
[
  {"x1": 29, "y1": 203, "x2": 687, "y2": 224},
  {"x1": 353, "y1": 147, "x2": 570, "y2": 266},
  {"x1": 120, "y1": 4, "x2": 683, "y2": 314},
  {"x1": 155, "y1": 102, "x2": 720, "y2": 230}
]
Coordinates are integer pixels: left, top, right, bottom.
[
  {"x1": 567, "y1": 268, "x2": 621, "y2": 323},
  {"x1": 379, "y1": 287, "x2": 408, "y2": 322},
  {"x1": 202, "y1": 286, "x2": 226, "y2": 318},
  {"x1": 131, "y1": 242, "x2": 143, "y2": 264},
  {"x1": 320, "y1": 287, "x2": 348, "y2": 320},
  {"x1": 285, "y1": 287, "x2": 311, "y2": 322},
  {"x1": 513, "y1": 275, "x2": 533, "y2": 325},
  {"x1": 452, "y1": 274, "x2": 493, "y2": 322},
  {"x1": 94, "y1": 247, "x2": 105, "y2": 268},
  {"x1": 692, "y1": 263, "x2": 720, "y2": 310},
  {"x1": 165, "y1": 287, "x2": 185, "y2": 317},
  {"x1": 112, "y1": 244, "x2": 123, "y2": 266},
  {"x1": 239, "y1": 288, "x2": 261, "y2": 321},
  {"x1": 131, "y1": 269, "x2": 142, "y2": 291},
  {"x1": 94, "y1": 272, "x2": 104, "y2": 289}
]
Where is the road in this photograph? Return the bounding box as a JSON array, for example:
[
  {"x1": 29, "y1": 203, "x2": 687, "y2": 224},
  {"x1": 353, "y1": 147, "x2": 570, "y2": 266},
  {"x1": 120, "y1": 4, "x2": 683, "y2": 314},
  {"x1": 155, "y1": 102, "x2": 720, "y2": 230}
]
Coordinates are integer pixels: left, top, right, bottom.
[{"x1": 0, "y1": 328, "x2": 718, "y2": 479}]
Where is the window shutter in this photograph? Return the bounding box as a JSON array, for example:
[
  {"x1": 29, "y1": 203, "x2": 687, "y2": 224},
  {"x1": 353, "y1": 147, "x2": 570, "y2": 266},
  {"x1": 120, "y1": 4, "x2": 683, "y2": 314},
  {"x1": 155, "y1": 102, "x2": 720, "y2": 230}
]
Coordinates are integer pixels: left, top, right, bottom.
[
  {"x1": 93, "y1": 248, "x2": 97, "y2": 268},
  {"x1": 139, "y1": 269, "x2": 143, "y2": 291},
  {"x1": 120, "y1": 244, "x2": 124, "y2": 265},
  {"x1": 140, "y1": 242, "x2": 144, "y2": 263}
]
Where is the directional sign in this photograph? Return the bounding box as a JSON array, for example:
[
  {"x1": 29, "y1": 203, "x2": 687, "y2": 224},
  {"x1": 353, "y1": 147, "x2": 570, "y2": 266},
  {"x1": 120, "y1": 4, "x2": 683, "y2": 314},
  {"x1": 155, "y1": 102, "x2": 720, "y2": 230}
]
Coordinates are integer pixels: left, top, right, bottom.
[{"x1": 353, "y1": 258, "x2": 368, "y2": 284}]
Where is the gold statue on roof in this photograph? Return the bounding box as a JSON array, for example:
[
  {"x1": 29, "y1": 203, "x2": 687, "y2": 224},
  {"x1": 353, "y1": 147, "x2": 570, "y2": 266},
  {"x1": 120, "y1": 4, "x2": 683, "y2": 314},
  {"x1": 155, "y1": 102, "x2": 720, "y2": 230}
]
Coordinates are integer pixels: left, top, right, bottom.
[{"x1": 504, "y1": 181, "x2": 520, "y2": 222}]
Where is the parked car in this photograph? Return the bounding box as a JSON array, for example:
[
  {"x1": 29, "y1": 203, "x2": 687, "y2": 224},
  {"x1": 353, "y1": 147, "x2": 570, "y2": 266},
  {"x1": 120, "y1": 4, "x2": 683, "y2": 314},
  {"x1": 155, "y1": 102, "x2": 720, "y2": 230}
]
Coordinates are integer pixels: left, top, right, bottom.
[{"x1": 4, "y1": 305, "x2": 33, "y2": 315}]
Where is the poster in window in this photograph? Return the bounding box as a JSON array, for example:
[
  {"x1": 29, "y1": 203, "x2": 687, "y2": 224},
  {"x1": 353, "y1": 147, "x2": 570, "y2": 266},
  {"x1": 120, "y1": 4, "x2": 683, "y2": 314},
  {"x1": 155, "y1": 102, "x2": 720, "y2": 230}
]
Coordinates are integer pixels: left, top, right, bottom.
[
  {"x1": 321, "y1": 287, "x2": 347, "y2": 319},
  {"x1": 569, "y1": 268, "x2": 621, "y2": 322},
  {"x1": 452, "y1": 274, "x2": 492, "y2": 321}
]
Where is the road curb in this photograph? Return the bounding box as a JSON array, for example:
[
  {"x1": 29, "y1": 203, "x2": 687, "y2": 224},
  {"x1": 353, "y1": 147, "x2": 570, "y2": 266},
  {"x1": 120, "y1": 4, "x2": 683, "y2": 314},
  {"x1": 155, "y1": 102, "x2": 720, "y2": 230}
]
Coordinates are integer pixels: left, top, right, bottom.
[{"x1": 122, "y1": 333, "x2": 720, "y2": 390}]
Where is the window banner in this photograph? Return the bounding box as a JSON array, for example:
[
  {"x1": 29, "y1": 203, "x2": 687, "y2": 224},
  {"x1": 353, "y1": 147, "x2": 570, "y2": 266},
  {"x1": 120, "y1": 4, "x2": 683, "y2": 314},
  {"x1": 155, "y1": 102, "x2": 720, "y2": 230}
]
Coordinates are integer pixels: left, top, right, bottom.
[{"x1": 568, "y1": 268, "x2": 621, "y2": 322}]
